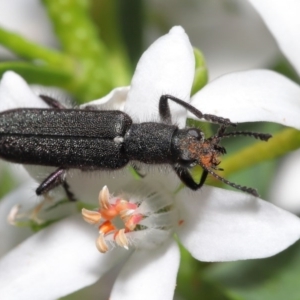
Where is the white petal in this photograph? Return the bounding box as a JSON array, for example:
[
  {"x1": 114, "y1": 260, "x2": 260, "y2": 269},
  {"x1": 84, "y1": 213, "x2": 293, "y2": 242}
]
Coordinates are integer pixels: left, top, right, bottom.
[
  {"x1": 0, "y1": 215, "x2": 129, "y2": 300},
  {"x1": 190, "y1": 70, "x2": 300, "y2": 128},
  {"x1": 0, "y1": 181, "x2": 37, "y2": 258},
  {"x1": 0, "y1": 71, "x2": 49, "y2": 111},
  {"x1": 176, "y1": 186, "x2": 300, "y2": 261},
  {"x1": 67, "y1": 169, "x2": 138, "y2": 203},
  {"x1": 248, "y1": 0, "x2": 300, "y2": 75},
  {"x1": 124, "y1": 26, "x2": 195, "y2": 128},
  {"x1": 24, "y1": 164, "x2": 58, "y2": 179},
  {"x1": 269, "y1": 149, "x2": 300, "y2": 214},
  {"x1": 23, "y1": 166, "x2": 137, "y2": 204},
  {"x1": 68, "y1": 168, "x2": 180, "y2": 204},
  {"x1": 68, "y1": 260, "x2": 126, "y2": 300},
  {"x1": 80, "y1": 86, "x2": 130, "y2": 111},
  {"x1": 110, "y1": 239, "x2": 180, "y2": 300},
  {"x1": 147, "y1": 1, "x2": 279, "y2": 80},
  {"x1": 24, "y1": 161, "x2": 179, "y2": 207}
]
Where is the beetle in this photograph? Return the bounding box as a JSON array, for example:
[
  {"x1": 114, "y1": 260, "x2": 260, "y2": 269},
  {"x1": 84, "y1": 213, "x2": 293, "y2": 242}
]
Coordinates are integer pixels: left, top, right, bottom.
[{"x1": 0, "y1": 94, "x2": 271, "y2": 200}]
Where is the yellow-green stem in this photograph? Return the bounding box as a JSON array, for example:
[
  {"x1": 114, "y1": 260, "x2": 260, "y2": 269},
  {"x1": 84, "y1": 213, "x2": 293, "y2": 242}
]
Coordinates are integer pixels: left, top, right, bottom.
[{"x1": 221, "y1": 127, "x2": 300, "y2": 177}]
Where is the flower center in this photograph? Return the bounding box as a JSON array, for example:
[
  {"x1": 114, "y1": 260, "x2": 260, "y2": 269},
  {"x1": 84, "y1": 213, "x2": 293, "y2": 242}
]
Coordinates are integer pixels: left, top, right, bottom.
[{"x1": 82, "y1": 184, "x2": 176, "y2": 253}]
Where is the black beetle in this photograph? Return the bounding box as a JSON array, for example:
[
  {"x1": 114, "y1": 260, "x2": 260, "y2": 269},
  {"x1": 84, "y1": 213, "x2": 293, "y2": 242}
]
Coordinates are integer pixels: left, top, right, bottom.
[{"x1": 0, "y1": 94, "x2": 271, "y2": 200}]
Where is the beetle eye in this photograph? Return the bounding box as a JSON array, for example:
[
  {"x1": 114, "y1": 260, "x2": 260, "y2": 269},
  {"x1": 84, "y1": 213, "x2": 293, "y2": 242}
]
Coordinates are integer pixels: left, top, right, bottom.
[{"x1": 187, "y1": 129, "x2": 204, "y2": 141}]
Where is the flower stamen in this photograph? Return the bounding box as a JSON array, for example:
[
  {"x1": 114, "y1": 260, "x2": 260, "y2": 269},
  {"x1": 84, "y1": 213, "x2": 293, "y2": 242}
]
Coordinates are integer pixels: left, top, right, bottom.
[
  {"x1": 82, "y1": 208, "x2": 101, "y2": 224},
  {"x1": 7, "y1": 204, "x2": 21, "y2": 225},
  {"x1": 115, "y1": 228, "x2": 129, "y2": 249},
  {"x1": 99, "y1": 185, "x2": 110, "y2": 209},
  {"x1": 82, "y1": 185, "x2": 176, "y2": 253},
  {"x1": 96, "y1": 234, "x2": 109, "y2": 253}
]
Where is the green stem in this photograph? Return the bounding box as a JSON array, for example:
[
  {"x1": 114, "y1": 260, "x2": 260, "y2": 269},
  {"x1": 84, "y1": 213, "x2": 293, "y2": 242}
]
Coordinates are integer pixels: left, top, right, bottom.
[
  {"x1": 191, "y1": 48, "x2": 208, "y2": 96},
  {"x1": 91, "y1": 0, "x2": 131, "y2": 86},
  {"x1": 221, "y1": 127, "x2": 300, "y2": 177},
  {"x1": 118, "y1": 0, "x2": 144, "y2": 68},
  {"x1": 43, "y1": 0, "x2": 115, "y2": 102},
  {"x1": 0, "y1": 28, "x2": 73, "y2": 68},
  {"x1": 0, "y1": 62, "x2": 73, "y2": 87}
]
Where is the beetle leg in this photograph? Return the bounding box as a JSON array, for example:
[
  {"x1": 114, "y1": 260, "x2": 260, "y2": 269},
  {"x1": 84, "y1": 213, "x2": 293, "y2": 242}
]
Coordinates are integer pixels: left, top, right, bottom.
[
  {"x1": 39, "y1": 95, "x2": 66, "y2": 109},
  {"x1": 36, "y1": 167, "x2": 77, "y2": 201},
  {"x1": 158, "y1": 95, "x2": 172, "y2": 124},
  {"x1": 159, "y1": 95, "x2": 235, "y2": 126},
  {"x1": 62, "y1": 181, "x2": 77, "y2": 202},
  {"x1": 173, "y1": 164, "x2": 208, "y2": 190}
]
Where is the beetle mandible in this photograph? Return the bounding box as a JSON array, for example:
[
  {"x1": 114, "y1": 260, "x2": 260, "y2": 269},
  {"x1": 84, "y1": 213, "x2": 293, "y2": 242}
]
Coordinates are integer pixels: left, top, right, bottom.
[{"x1": 0, "y1": 94, "x2": 271, "y2": 200}]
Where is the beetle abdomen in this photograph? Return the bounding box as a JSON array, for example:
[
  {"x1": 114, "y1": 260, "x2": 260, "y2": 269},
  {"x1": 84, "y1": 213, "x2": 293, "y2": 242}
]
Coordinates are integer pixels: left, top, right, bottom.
[
  {"x1": 0, "y1": 135, "x2": 128, "y2": 169},
  {"x1": 0, "y1": 109, "x2": 132, "y2": 138},
  {"x1": 0, "y1": 109, "x2": 132, "y2": 169}
]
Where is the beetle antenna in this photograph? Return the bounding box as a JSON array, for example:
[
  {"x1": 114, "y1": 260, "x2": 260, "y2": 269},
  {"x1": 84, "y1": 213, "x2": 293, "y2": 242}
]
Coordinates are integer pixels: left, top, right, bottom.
[
  {"x1": 207, "y1": 125, "x2": 227, "y2": 142},
  {"x1": 208, "y1": 125, "x2": 272, "y2": 142},
  {"x1": 199, "y1": 162, "x2": 259, "y2": 197},
  {"x1": 218, "y1": 131, "x2": 272, "y2": 141},
  {"x1": 159, "y1": 95, "x2": 237, "y2": 127}
]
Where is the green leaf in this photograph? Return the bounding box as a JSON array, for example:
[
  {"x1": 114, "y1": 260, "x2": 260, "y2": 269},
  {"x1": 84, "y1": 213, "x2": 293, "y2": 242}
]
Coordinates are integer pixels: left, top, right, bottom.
[
  {"x1": 91, "y1": 0, "x2": 135, "y2": 85},
  {"x1": 13, "y1": 217, "x2": 62, "y2": 232},
  {"x1": 204, "y1": 241, "x2": 300, "y2": 300},
  {"x1": 191, "y1": 48, "x2": 208, "y2": 96},
  {"x1": 128, "y1": 166, "x2": 144, "y2": 180},
  {"x1": 0, "y1": 62, "x2": 73, "y2": 87},
  {"x1": 42, "y1": 0, "x2": 116, "y2": 102},
  {"x1": 176, "y1": 241, "x2": 236, "y2": 300},
  {"x1": 117, "y1": 0, "x2": 144, "y2": 68},
  {"x1": 45, "y1": 199, "x2": 70, "y2": 211},
  {"x1": 30, "y1": 218, "x2": 62, "y2": 232},
  {"x1": 272, "y1": 56, "x2": 300, "y2": 84},
  {"x1": 76, "y1": 201, "x2": 98, "y2": 212},
  {"x1": 221, "y1": 127, "x2": 300, "y2": 180},
  {"x1": 224, "y1": 159, "x2": 277, "y2": 199},
  {"x1": 0, "y1": 27, "x2": 72, "y2": 67}
]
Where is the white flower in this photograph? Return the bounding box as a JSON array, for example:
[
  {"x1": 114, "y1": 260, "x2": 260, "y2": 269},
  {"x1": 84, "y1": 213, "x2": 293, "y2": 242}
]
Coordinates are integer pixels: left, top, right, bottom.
[
  {"x1": 244, "y1": 0, "x2": 300, "y2": 212},
  {"x1": 248, "y1": 0, "x2": 300, "y2": 77},
  {"x1": 148, "y1": 0, "x2": 280, "y2": 79},
  {"x1": 0, "y1": 26, "x2": 300, "y2": 300}
]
